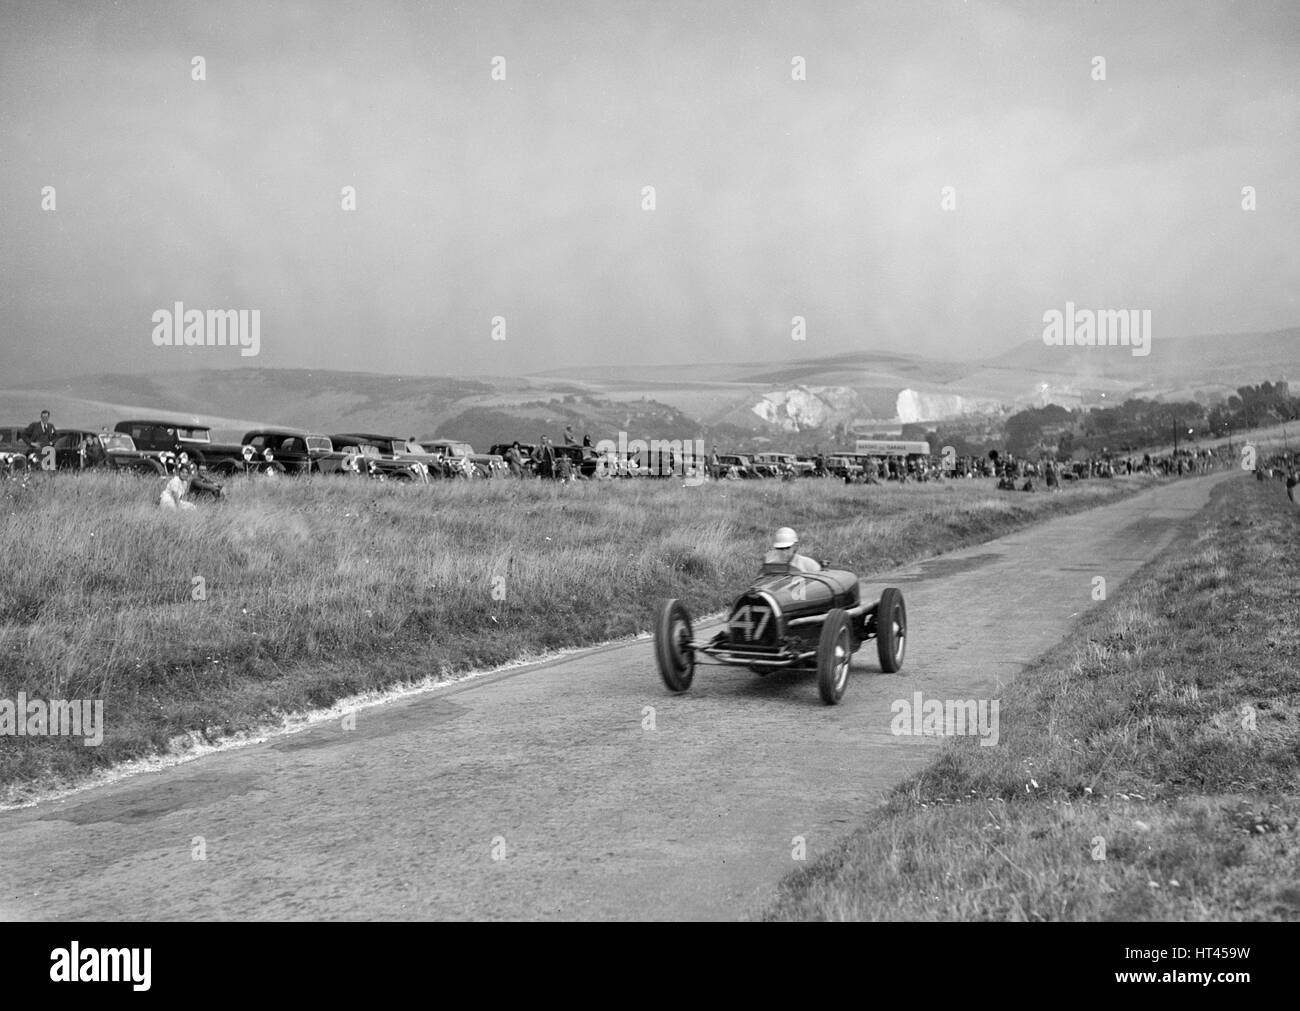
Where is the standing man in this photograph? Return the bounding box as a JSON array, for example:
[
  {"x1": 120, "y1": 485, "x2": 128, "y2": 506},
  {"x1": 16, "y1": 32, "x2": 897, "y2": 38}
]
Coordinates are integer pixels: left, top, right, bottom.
[
  {"x1": 24, "y1": 409, "x2": 56, "y2": 455},
  {"x1": 535, "y1": 436, "x2": 556, "y2": 479}
]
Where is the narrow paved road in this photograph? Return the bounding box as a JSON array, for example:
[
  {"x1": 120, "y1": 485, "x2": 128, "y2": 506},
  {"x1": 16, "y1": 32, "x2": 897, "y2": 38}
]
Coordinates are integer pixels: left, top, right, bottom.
[{"x1": 0, "y1": 474, "x2": 1233, "y2": 920}]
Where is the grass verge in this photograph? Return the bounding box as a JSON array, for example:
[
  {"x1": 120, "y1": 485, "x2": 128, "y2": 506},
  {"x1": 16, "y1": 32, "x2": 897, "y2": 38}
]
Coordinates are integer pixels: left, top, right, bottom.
[{"x1": 763, "y1": 474, "x2": 1299, "y2": 920}]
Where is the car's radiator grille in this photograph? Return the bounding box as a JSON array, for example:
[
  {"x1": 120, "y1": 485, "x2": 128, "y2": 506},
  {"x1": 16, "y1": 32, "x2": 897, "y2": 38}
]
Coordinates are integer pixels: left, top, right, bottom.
[{"x1": 729, "y1": 596, "x2": 778, "y2": 648}]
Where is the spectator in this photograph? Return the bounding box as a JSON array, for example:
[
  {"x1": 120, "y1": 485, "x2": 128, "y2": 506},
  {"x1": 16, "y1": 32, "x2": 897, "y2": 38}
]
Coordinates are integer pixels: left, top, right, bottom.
[
  {"x1": 80, "y1": 432, "x2": 106, "y2": 469},
  {"x1": 505, "y1": 441, "x2": 526, "y2": 477},
  {"x1": 563, "y1": 425, "x2": 578, "y2": 447},
  {"x1": 534, "y1": 436, "x2": 556, "y2": 479},
  {"x1": 159, "y1": 467, "x2": 196, "y2": 511},
  {"x1": 23, "y1": 409, "x2": 56, "y2": 453}
]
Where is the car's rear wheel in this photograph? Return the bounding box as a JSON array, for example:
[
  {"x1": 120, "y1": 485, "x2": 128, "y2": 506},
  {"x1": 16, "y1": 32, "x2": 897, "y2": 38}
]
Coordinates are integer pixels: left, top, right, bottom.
[
  {"x1": 817, "y1": 609, "x2": 852, "y2": 705},
  {"x1": 654, "y1": 598, "x2": 695, "y2": 693},
  {"x1": 875, "y1": 587, "x2": 906, "y2": 673}
]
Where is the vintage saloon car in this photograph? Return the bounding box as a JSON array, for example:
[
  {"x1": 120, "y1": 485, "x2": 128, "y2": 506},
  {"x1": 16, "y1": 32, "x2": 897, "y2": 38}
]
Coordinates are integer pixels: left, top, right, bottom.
[
  {"x1": 238, "y1": 430, "x2": 346, "y2": 475},
  {"x1": 824, "y1": 455, "x2": 863, "y2": 480},
  {"x1": 50, "y1": 430, "x2": 167, "y2": 473},
  {"x1": 715, "y1": 453, "x2": 762, "y2": 479},
  {"x1": 654, "y1": 561, "x2": 906, "y2": 705},
  {"x1": 0, "y1": 425, "x2": 33, "y2": 471},
  {"x1": 328, "y1": 433, "x2": 439, "y2": 481},
  {"x1": 423, "y1": 439, "x2": 508, "y2": 478},
  {"x1": 488, "y1": 442, "x2": 538, "y2": 476},
  {"x1": 752, "y1": 452, "x2": 813, "y2": 477},
  {"x1": 113, "y1": 419, "x2": 246, "y2": 471}
]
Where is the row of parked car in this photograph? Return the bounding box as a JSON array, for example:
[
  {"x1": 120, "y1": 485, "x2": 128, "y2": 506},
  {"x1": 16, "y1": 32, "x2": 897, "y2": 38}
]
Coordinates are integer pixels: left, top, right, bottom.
[
  {"x1": 0, "y1": 420, "x2": 515, "y2": 481},
  {"x1": 0, "y1": 418, "x2": 929, "y2": 482}
]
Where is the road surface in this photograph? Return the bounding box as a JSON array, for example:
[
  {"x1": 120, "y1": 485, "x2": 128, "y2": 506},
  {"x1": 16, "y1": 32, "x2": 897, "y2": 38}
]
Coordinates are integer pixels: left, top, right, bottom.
[{"x1": 0, "y1": 473, "x2": 1233, "y2": 920}]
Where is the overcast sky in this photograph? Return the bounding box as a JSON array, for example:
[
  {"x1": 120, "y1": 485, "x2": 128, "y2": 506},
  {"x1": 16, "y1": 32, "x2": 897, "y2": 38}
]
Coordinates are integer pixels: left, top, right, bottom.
[{"x1": 2, "y1": 0, "x2": 1297, "y2": 382}]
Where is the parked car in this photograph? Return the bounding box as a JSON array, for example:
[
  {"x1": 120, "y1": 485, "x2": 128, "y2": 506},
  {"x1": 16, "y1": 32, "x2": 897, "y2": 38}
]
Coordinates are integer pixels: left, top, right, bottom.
[
  {"x1": 489, "y1": 442, "x2": 538, "y2": 476},
  {"x1": 113, "y1": 419, "x2": 245, "y2": 472},
  {"x1": 753, "y1": 452, "x2": 811, "y2": 477},
  {"x1": 549, "y1": 443, "x2": 600, "y2": 479},
  {"x1": 422, "y1": 438, "x2": 507, "y2": 478},
  {"x1": 824, "y1": 455, "x2": 863, "y2": 480},
  {"x1": 0, "y1": 425, "x2": 29, "y2": 453},
  {"x1": 49, "y1": 430, "x2": 167, "y2": 474},
  {"x1": 1, "y1": 425, "x2": 35, "y2": 472},
  {"x1": 239, "y1": 430, "x2": 346, "y2": 476},
  {"x1": 716, "y1": 453, "x2": 761, "y2": 479},
  {"x1": 328, "y1": 433, "x2": 436, "y2": 481}
]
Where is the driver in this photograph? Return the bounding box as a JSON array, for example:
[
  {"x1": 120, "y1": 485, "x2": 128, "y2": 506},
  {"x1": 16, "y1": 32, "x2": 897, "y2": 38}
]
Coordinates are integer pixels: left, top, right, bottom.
[{"x1": 764, "y1": 527, "x2": 821, "y2": 573}]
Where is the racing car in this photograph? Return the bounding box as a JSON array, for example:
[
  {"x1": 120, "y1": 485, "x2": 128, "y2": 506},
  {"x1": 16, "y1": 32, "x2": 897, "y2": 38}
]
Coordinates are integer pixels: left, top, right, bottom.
[{"x1": 653, "y1": 562, "x2": 905, "y2": 705}]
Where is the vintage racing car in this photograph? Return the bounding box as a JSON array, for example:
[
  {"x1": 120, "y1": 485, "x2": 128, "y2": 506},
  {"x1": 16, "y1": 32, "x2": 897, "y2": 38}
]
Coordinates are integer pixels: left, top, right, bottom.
[{"x1": 653, "y1": 562, "x2": 906, "y2": 705}]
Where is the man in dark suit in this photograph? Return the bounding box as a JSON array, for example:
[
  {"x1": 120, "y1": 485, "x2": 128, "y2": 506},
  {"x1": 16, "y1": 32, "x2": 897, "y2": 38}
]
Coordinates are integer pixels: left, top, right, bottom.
[
  {"x1": 533, "y1": 436, "x2": 556, "y2": 479},
  {"x1": 23, "y1": 409, "x2": 56, "y2": 452}
]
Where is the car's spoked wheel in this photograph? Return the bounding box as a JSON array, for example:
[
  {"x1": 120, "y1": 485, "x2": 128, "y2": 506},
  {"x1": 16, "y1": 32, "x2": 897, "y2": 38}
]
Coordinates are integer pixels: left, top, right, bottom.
[
  {"x1": 876, "y1": 587, "x2": 906, "y2": 673},
  {"x1": 654, "y1": 598, "x2": 695, "y2": 692},
  {"x1": 817, "y1": 608, "x2": 852, "y2": 705}
]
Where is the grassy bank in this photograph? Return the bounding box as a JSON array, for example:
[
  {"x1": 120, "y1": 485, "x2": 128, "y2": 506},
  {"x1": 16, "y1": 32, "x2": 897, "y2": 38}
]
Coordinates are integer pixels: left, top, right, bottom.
[
  {"x1": 2, "y1": 470, "x2": 1159, "y2": 798},
  {"x1": 765, "y1": 473, "x2": 1299, "y2": 921}
]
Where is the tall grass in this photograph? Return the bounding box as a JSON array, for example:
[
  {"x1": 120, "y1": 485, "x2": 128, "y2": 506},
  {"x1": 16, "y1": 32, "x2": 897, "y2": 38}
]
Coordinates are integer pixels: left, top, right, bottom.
[{"x1": 1, "y1": 470, "x2": 1147, "y2": 795}]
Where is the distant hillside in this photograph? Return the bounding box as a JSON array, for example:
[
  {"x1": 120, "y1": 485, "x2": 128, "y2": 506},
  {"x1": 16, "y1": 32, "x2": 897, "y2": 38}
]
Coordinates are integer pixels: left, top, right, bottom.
[
  {"x1": 972, "y1": 327, "x2": 1299, "y2": 399},
  {"x1": 3, "y1": 325, "x2": 1296, "y2": 448}
]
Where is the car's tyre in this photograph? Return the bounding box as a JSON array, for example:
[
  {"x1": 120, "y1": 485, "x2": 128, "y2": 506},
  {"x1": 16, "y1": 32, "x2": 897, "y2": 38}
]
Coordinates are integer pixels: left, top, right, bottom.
[
  {"x1": 817, "y1": 608, "x2": 852, "y2": 705},
  {"x1": 130, "y1": 459, "x2": 165, "y2": 476},
  {"x1": 875, "y1": 587, "x2": 906, "y2": 673},
  {"x1": 654, "y1": 598, "x2": 695, "y2": 693}
]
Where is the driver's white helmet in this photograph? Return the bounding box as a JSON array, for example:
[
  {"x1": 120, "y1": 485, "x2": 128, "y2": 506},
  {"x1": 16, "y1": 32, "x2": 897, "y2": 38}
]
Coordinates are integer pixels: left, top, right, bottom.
[{"x1": 772, "y1": 527, "x2": 798, "y2": 549}]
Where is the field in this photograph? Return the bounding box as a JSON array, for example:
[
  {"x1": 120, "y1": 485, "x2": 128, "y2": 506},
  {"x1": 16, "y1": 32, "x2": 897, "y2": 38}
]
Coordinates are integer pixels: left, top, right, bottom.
[
  {"x1": 764, "y1": 474, "x2": 1300, "y2": 921},
  {"x1": 0, "y1": 470, "x2": 1167, "y2": 801}
]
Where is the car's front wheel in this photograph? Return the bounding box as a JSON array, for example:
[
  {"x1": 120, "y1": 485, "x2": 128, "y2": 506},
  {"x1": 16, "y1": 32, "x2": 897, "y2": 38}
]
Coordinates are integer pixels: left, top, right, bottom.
[
  {"x1": 875, "y1": 587, "x2": 906, "y2": 673},
  {"x1": 654, "y1": 598, "x2": 695, "y2": 693},
  {"x1": 817, "y1": 608, "x2": 852, "y2": 705}
]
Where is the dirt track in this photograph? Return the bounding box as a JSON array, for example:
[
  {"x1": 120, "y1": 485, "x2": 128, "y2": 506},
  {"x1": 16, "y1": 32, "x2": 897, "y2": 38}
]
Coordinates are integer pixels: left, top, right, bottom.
[{"x1": 0, "y1": 473, "x2": 1235, "y2": 920}]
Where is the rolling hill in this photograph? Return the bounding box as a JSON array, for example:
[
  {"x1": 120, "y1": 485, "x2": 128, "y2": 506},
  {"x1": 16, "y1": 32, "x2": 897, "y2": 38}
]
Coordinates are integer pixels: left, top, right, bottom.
[{"x1": 3, "y1": 326, "x2": 1296, "y2": 450}]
